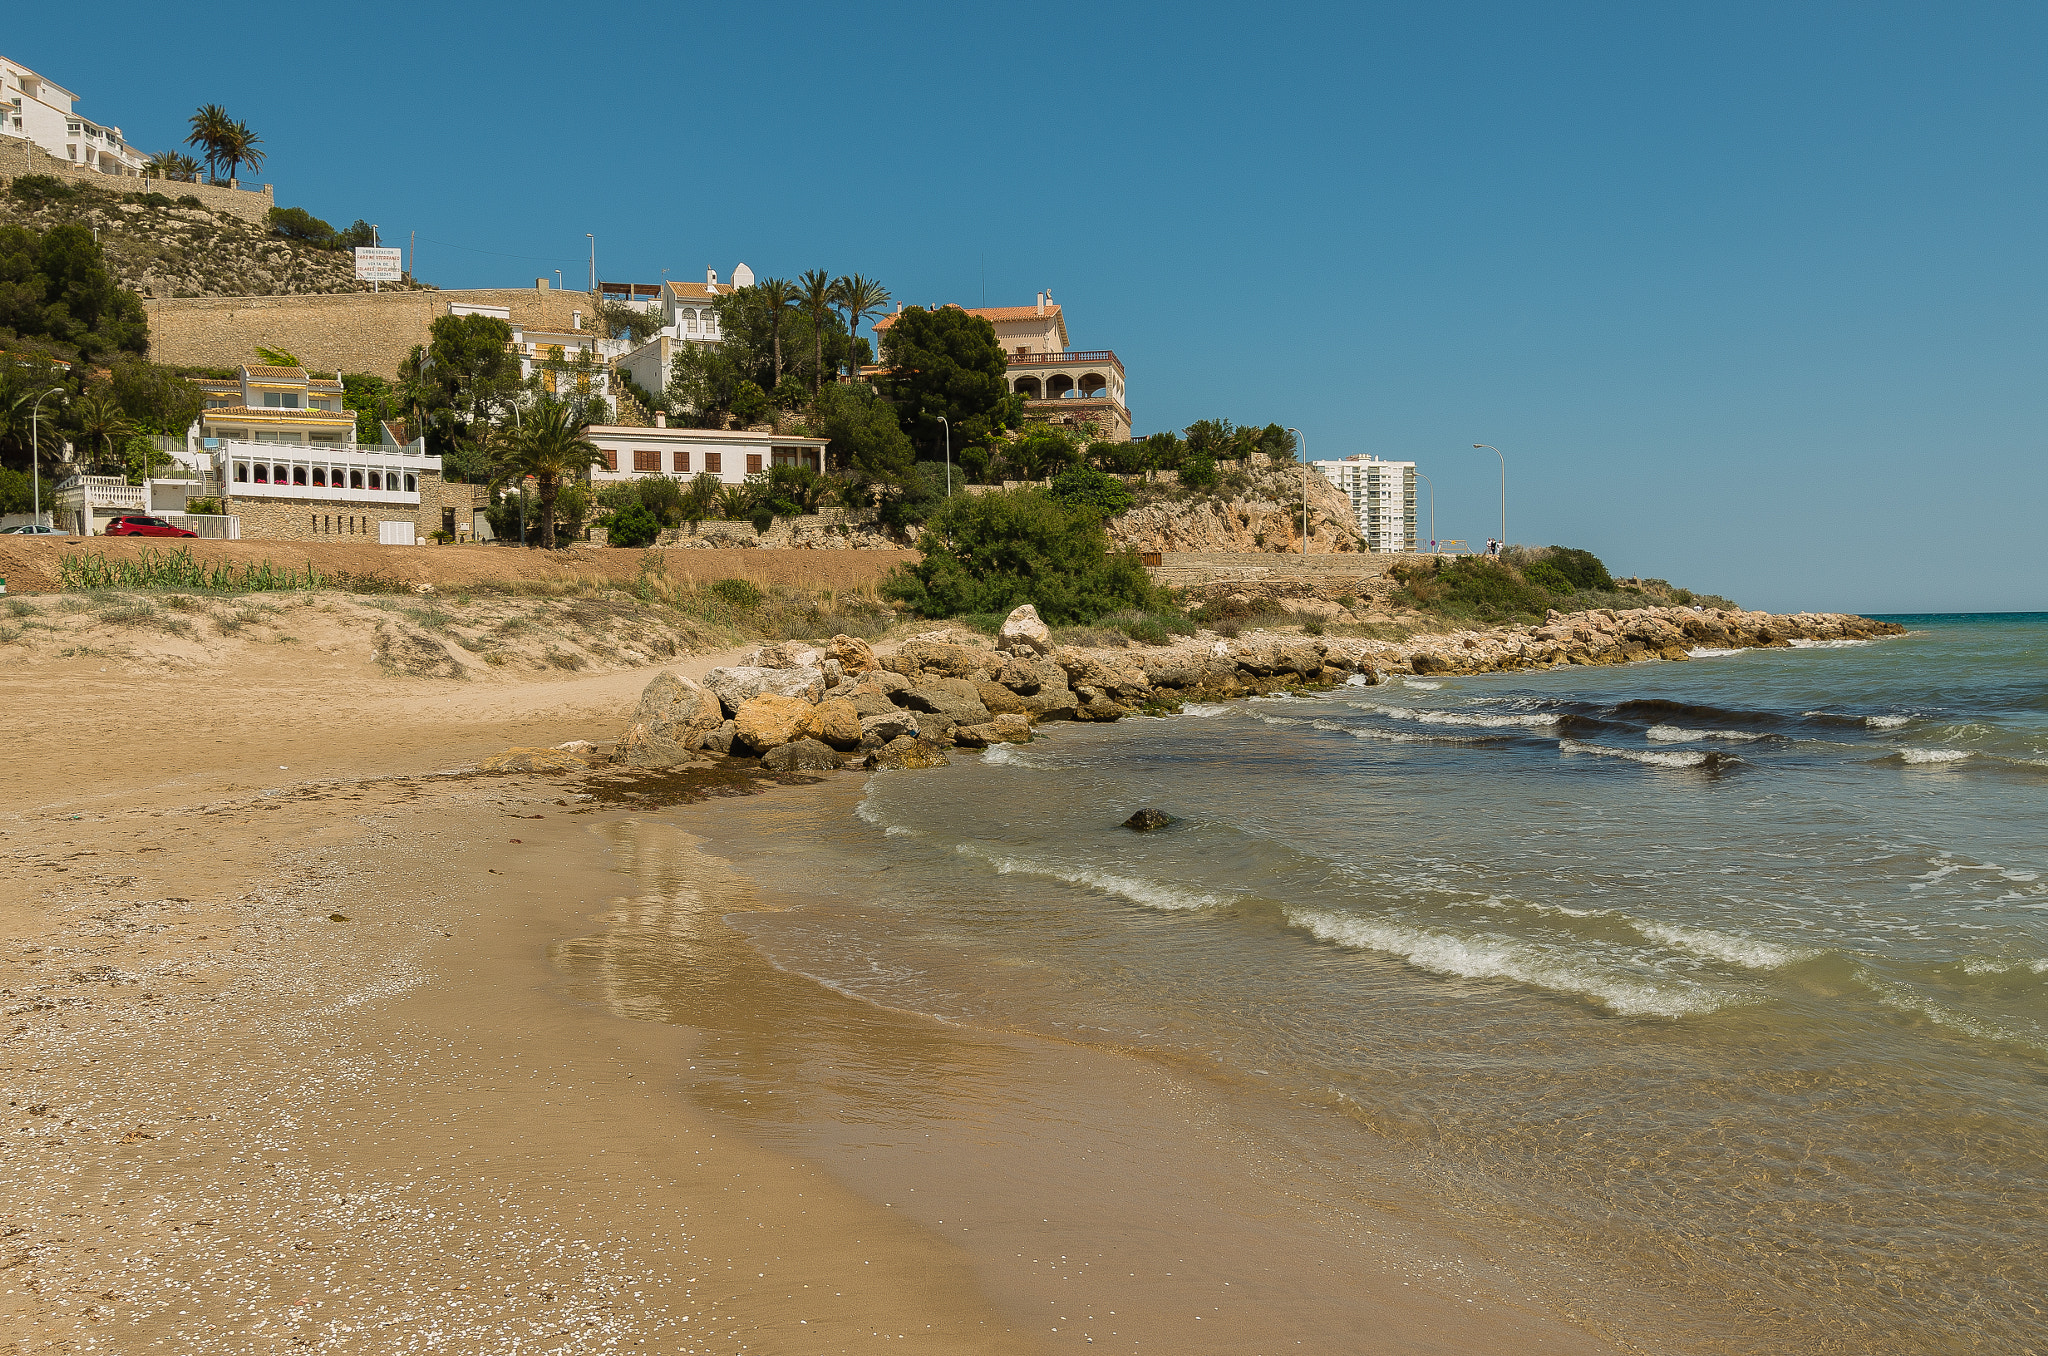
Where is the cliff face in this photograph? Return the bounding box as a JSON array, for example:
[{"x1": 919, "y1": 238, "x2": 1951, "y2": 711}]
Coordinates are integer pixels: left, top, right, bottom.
[
  {"x1": 1109, "y1": 461, "x2": 1365, "y2": 554},
  {"x1": 0, "y1": 179, "x2": 433, "y2": 299}
]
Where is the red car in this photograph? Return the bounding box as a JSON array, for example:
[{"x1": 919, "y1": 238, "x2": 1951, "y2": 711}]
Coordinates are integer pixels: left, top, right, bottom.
[{"x1": 103, "y1": 515, "x2": 198, "y2": 538}]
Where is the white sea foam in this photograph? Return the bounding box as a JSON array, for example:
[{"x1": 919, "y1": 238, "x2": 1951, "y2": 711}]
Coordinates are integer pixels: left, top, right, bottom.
[
  {"x1": 956, "y1": 844, "x2": 1229, "y2": 911},
  {"x1": 1687, "y1": 647, "x2": 1745, "y2": 658},
  {"x1": 1789, "y1": 637, "x2": 1877, "y2": 649},
  {"x1": 1183, "y1": 703, "x2": 1233, "y2": 718},
  {"x1": 1866, "y1": 714, "x2": 1912, "y2": 729},
  {"x1": 1401, "y1": 679, "x2": 1443, "y2": 690},
  {"x1": 853, "y1": 794, "x2": 886, "y2": 825},
  {"x1": 1960, "y1": 956, "x2": 2048, "y2": 977},
  {"x1": 1898, "y1": 748, "x2": 1972, "y2": 764},
  {"x1": 883, "y1": 825, "x2": 920, "y2": 838},
  {"x1": 1344, "y1": 672, "x2": 1371, "y2": 687},
  {"x1": 981, "y1": 743, "x2": 1049, "y2": 767},
  {"x1": 1559, "y1": 739, "x2": 1714, "y2": 768},
  {"x1": 1350, "y1": 701, "x2": 1560, "y2": 729},
  {"x1": 1646, "y1": 724, "x2": 1767, "y2": 743},
  {"x1": 1636, "y1": 920, "x2": 1817, "y2": 970},
  {"x1": 1287, "y1": 908, "x2": 1731, "y2": 1017}
]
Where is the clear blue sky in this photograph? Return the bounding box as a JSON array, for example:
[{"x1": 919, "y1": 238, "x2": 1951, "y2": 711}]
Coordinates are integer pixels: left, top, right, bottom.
[{"x1": 16, "y1": 2, "x2": 2043, "y2": 612}]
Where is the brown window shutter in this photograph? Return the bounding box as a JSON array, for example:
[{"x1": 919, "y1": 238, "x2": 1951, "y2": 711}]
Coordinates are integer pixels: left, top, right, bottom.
[
  {"x1": 634, "y1": 450, "x2": 660, "y2": 472},
  {"x1": 746, "y1": 454, "x2": 762, "y2": 475},
  {"x1": 705, "y1": 452, "x2": 721, "y2": 474},
  {"x1": 675, "y1": 450, "x2": 690, "y2": 473},
  {"x1": 601, "y1": 450, "x2": 617, "y2": 471}
]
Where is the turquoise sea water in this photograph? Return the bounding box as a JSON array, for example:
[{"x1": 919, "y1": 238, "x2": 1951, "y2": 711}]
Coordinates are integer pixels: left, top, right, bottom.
[{"x1": 717, "y1": 614, "x2": 2048, "y2": 1352}]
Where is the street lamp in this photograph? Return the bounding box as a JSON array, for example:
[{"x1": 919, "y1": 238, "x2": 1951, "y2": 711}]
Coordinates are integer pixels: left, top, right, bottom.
[
  {"x1": 30, "y1": 386, "x2": 66, "y2": 529},
  {"x1": 1472, "y1": 444, "x2": 1505, "y2": 549},
  {"x1": 1415, "y1": 471, "x2": 1437, "y2": 553},
  {"x1": 936, "y1": 415, "x2": 951, "y2": 498},
  {"x1": 1286, "y1": 428, "x2": 1308, "y2": 555},
  {"x1": 586, "y1": 234, "x2": 595, "y2": 292}
]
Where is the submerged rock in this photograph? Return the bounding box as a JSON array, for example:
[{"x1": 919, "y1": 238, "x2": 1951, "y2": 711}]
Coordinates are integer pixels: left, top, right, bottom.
[{"x1": 1122, "y1": 808, "x2": 1173, "y2": 831}]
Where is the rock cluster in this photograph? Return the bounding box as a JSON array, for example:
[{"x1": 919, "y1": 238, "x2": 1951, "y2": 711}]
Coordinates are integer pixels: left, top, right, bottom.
[
  {"x1": 1109, "y1": 461, "x2": 1366, "y2": 555},
  {"x1": 611, "y1": 604, "x2": 1904, "y2": 773}
]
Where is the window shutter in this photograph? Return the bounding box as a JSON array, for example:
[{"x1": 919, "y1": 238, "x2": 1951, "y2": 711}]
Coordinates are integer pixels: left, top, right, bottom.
[
  {"x1": 675, "y1": 450, "x2": 690, "y2": 474},
  {"x1": 601, "y1": 450, "x2": 617, "y2": 471},
  {"x1": 705, "y1": 453, "x2": 722, "y2": 474},
  {"x1": 634, "y1": 450, "x2": 660, "y2": 472},
  {"x1": 746, "y1": 454, "x2": 762, "y2": 475}
]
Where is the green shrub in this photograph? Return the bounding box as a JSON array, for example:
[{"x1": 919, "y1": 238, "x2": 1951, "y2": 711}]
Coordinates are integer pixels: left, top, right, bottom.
[
  {"x1": 1180, "y1": 455, "x2": 1219, "y2": 492},
  {"x1": 1048, "y1": 465, "x2": 1134, "y2": 519},
  {"x1": 1394, "y1": 556, "x2": 1555, "y2": 622},
  {"x1": 882, "y1": 487, "x2": 1158, "y2": 624},
  {"x1": 268, "y1": 206, "x2": 334, "y2": 244},
  {"x1": 8, "y1": 175, "x2": 79, "y2": 206},
  {"x1": 604, "y1": 502, "x2": 661, "y2": 548},
  {"x1": 708, "y1": 577, "x2": 764, "y2": 610},
  {"x1": 1541, "y1": 547, "x2": 1614, "y2": 592},
  {"x1": 1523, "y1": 560, "x2": 1576, "y2": 594}
]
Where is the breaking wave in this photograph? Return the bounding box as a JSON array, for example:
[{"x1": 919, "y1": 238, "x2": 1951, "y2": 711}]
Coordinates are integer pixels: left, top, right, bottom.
[
  {"x1": 1896, "y1": 748, "x2": 1972, "y2": 764},
  {"x1": 1287, "y1": 908, "x2": 1733, "y2": 1018},
  {"x1": 1646, "y1": 724, "x2": 1769, "y2": 743},
  {"x1": 1866, "y1": 714, "x2": 1913, "y2": 729},
  {"x1": 1635, "y1": 920, "x2": 1818, "y2": 969},
  {"x1": 1687, "y1": 647, "x2": 1745, "y2": 658},
  {"x1": 1182, "y1": 703, "x2": 1233, "y2": 718},
  {"x1": 956, "y1": 844, "x2": 1231, "y2": 912},
  {"x1": 1350, "y1": 701, "x2": 1562, "y2": 729},
  {"x1": 1559, "y1": 739, "x2": 1731, "y2": 769}
]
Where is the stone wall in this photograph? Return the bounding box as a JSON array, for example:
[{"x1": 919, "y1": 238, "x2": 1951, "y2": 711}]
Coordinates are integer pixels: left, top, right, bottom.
[
  {"x1": 221, "y1": 474, "x2": 486, "y2": 542},
  {"x1": 148, "y1": 285, "x2": 599, "y2": 380},
  {"x1": 1022, "y1": 396, "x2": 1131, "y2": 442},
  {"x1": 0, "y1": 138, "x2": 275, "y2": 226}
]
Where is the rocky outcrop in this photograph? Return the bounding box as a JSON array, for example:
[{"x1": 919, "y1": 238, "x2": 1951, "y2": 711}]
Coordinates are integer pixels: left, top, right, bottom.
[
  {"x1": 1110, "y1": 461, "x2": 1366, "y2": 555},
  {"x1": 610, "y1": 604, "x2": 1903, "y2": 774}
]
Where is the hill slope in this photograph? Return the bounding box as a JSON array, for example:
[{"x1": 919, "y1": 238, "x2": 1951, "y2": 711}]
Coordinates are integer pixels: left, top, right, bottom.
[{"x1": 1110, "y1": 460, "x2": 1368, "y2": 554}]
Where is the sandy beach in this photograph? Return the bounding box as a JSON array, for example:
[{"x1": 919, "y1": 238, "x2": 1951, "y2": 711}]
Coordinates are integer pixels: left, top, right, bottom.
[{"x1": 0, "y1": 589, "x2": 1635, "y2": 1353}]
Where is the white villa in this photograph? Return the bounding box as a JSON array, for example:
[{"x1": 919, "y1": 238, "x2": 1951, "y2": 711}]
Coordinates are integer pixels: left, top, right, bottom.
[
  {"x1": 584, "y1": 422, "x2": 829, "y2": 487},
  {"x1": 1, "y1": 55, "x2": 147, "y2": 177},
  {"x1": 611, "y1": 265, "x2": 754, "y2": 397},
  {"x1": 1314, "y1": 456, "x2": 1419, "y2": 554}
]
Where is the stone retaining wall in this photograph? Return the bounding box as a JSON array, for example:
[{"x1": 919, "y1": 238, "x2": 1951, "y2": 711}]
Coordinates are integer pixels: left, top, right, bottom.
[
  {"x1": 222, "y1": 475, "x2": 485, "y2": 542},
  {"x1": 0, "y1": 139, "x2": 274, "y2": 225}
]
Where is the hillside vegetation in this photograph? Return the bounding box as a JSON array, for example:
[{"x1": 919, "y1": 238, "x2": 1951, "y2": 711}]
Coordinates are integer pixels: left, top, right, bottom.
[{"x1": 0, "y1": 175, "x2": 433, "y2": 299}]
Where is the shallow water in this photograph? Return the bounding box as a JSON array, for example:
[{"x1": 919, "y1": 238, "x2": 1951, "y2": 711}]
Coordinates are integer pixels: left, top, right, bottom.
[{"x1": 710, "y1": 614, "x2": 2048, "y2": 1352}]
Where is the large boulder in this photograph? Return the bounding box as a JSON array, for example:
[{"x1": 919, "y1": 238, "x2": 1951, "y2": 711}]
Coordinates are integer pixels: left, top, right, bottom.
[
  {"x1": 832, "y1": 633, "x2": 879, "y2": 673},
  {"x1": 801, "y1": 696, "x2": 864, "y2": 750},
  {"x1": 733, "y1": 693, "x2": 812, "y2": 753},
  {"x1": 1055, "y1": 648, "x2": 1152, "y2": 701},
  {"x1": 616, "y1": 670, "x2": 727, "y2": 766},
  {"x1": 953, "y1": 714, "x2": 1032, "y2": 747},
  {"x1": 871, "y1": 736, "x2": 949, "y2": 769},
  {"x1": 481, "y1": 747, "x2": 593, "y2": 773},
  {"x1": 883, "y1": 641, "x2": 1006, "y2": 682},
  {"x1": 763, "y1": 738, "x2": 841, "y2": 772},
  {"x1": 975, "y1": 680, "x2": 1031, "y2": 716},
  {"x1": 860, "y1": 710, "x2": 921, "y2": 743},
  {"x1": 704, "y1": 664, "x2": 826, "y2": 717},
  {"x1": 750, "y1": 641, "x2": 824, "y2": 670},
  {"x1": 999, "y1": 603, "x2": 1052, "y2": 656},
  {"x1": 900, "y1": 676, "x2": 993, "y2": 725}
]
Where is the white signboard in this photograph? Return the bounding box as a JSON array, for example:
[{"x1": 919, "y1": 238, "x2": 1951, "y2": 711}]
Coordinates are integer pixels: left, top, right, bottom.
[{"x1": 354, "y1": 247, "x2": 403, "y2": 282}]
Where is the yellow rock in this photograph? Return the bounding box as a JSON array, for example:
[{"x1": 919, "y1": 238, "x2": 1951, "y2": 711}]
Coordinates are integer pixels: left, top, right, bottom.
[
  {"x1": 802, "y1": 696, "x2": 863, "y2": 749},
  {"x1": 734, "y1": 693, "x2": 811, "y2": 753}
]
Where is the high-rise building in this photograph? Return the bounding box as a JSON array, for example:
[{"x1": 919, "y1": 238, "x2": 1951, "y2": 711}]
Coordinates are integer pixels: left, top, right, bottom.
[{"x1": 1313, "y1": 455, "x2": 1417, "y2": 553}]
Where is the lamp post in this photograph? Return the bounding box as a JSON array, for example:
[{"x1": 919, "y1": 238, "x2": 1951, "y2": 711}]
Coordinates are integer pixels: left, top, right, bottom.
[
  {"x1": 936, "y1": 415, "x2": 952, "y2": 498},
  {"x1": 1415, "y1": 471, "x2": 1436, "y2": 553},
  {"x1": 30, "y1": 386, "x2": 65, "y2": 529},
  {"x1": 1286, "y1": 428, "x2": 1308, "y2": 555},
  {"x1": 1472, "y1": 444, "x2": 1505, "y2": 549},
  {"x1": 586, "y1": 234, "x2": 595, "y2": 292}
]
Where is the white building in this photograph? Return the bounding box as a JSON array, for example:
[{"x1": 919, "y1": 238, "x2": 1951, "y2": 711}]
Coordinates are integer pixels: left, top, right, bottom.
[
  {"x1": 1315, "y1": 456, "x2": 1417, "y2": 553},
  {"x1": 585, "y1": 423, "x2": 829, "y2": 487},
  {"x1": 611, "y1": 265, "x2": 753, "y2": 397},
  {"x1": 1, "y1": 55, "x2": 148, "y2": 177}
]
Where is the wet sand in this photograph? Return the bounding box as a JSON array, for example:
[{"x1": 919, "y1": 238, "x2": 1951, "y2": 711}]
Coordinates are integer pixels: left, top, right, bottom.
[{"x1": 2, "y1": 631, "x2": 1620, "y2": 1353}]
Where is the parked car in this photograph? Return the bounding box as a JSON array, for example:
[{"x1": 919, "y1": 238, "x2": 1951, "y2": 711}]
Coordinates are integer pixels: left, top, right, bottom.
[
  {"x1": 1, "y1": 523, "x2": 68, "y2": 535},
  {"x1": 102, "y1": 515, "x2": 197, "y2": 538}
]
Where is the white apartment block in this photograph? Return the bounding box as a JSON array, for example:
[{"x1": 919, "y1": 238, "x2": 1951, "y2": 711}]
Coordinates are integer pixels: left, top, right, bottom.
[
  {"x1": 1, "y1": 55, "x2": 148, "y2": 177},
  {"x1": 1315, "y1": 455, "x2": 1418, "y2": 553},
  {"x1": 584, "y1": 424, "x2": 828, "y2": 487}
]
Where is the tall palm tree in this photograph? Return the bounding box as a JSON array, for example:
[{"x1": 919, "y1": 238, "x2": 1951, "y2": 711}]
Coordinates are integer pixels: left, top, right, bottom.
[
  {"x1": 500, "y1": 398, "x2": 604, "y2": 549},
  {"x1": 71, "y1": 390, "x2": 135, "y2": 477},
  {"x1": 185, "y1": 105, "x2": 234, "y2": 182},
  {"x1": 796, "y1": 270, "x2": 838, "y2": 394},
  {"x1": 832, "y1": 275, "x2": 891, "y2": 384},
  {"x1": 752, "y1": 277, "x2": 801, "y2": 390},
  {"x1": 216, "y1": 122, "x2": 265, "y2": 185}
]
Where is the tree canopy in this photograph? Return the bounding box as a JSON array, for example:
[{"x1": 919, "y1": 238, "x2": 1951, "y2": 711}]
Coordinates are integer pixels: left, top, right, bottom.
[
  {"x1": 877, "y1": 306, "x2": 1019, "y2": 459},
  {"x1": 804, "y1": 382, "x2": 913, "y2": 481},
  {"x1": 882, "y1": 488, "x2": 1157, "y2": 624},
  {"x1": 0, "y1": 223, "x2": 148, "y2": 359}
]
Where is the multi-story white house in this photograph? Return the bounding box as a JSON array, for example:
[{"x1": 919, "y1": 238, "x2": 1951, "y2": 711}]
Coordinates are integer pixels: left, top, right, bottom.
[
  {"x1": 584, "y1": 422, "x2": 829, "y2": 487},
  {"x1": 0, "y1": 55, "x2": 148, "y2": 177},
  {"x1": 611, "y1": 266, "x2": 754, "y2": 397},
  {"x1": 1315, "y1": 456, "x2": 1418, "y2": 553}
]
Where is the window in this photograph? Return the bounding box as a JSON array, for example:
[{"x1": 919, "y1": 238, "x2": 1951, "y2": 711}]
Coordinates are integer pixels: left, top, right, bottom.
[
  {"x1": 235, "y1": 463, "x2": 249, "y2": 482},
  {"x1": 634, "y1": 449, "x2": 660, "y2": 473},
  {"x1": 262, "y1": 392, "x2": 302, "y2": 409},
  {"x1": 273, "y1": 466, "x2": 287, "y2": 483},
  {"x1": 312, "y1": 468, "x2": 326, "y2": 486},
  {"x1": 350, "y1": 471, "x2": 363, "y2": 489},
  {"x1": 600, "y1": 450, "x2": 617, "y2": 471},
  {"x1": 292, "y1": 467, "x2": 307, "y2": 485},
  {"x1": 705, "y1": 453, "x2": 722, "y2": 474},
  {"x1": 405, "y1": 474, "x2": 417, "y2": 492},
  {"x1": 674, "y1": 450, "x2": 690, "y2": 474},
  {"x1": 253, "y1": 465, "x2": 268, "y2": 483},
  {"x1": 746, "y1": 454, "x2": 763, "y2": 475}
]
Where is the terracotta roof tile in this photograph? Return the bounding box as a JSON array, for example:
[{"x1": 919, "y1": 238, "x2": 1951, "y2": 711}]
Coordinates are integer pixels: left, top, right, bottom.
[
  {"x1": 243, "y1": 364, "x2": 309, "y2": 379},
  {"x1": 200, "y1": 405, "x2": 355, "y2": 424}
]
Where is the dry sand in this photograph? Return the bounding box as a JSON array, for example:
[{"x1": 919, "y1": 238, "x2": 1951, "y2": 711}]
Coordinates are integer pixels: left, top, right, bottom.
[{"x1": 1, "y1": 591, "x2": 1620, "y2": 1354}]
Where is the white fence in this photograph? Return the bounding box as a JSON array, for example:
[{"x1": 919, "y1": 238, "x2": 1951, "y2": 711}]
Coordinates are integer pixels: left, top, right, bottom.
[{"x1": 162, "y1": 513, "x2": 240, "y2": 540}]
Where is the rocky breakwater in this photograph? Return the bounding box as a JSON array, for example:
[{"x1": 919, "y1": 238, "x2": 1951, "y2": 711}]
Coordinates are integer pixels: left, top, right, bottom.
[{"x1": 605, "y1": 603, "x2": 1903, "y2": 775}]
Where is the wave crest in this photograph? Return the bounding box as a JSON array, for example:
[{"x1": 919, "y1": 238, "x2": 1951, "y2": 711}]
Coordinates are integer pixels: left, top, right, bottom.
[
  {"x1": 1560, "y1": 739, "x2": 1731, "y2": 769},
  {"x1": 956, "y1": 844, "x2": 1230, "y2": 911}
]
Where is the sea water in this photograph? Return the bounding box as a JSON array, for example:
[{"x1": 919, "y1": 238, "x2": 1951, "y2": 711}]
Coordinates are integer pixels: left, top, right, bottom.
[{"x1": 705, "y1": 614, "x2": 2048, "y2": 1352}]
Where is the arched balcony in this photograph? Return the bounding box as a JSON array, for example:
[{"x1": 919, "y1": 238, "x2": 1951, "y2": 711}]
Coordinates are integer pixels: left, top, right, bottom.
[
  {"x1": 1013, "y1": 376, "x2": 1042, "y2": 398},
  {"x1": 1079, "y1": 372, "x2": 1108, "y2": 398}
]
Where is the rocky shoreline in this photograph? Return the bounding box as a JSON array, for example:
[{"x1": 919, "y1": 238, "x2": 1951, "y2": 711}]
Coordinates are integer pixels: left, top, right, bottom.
[{"x1": 587, "y1": 603, "x2": 1905, "y2": 773}]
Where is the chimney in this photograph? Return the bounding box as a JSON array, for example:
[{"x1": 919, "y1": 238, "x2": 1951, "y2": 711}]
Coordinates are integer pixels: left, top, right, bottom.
[
  {"x1": 707, "y1": 267, "x2": 718, "y2": 286},
  {"x1": 654, "y1": 411, "x2": 666, "y2": 428},
  {"x1": 572, "y1": 310, "x2": 582, "y2": 331},
  {"x1": 1036, "y1": 292, "x2": 1044, "y2": 315},
  {"x1": 536, "y1": 277, "x2": 549, "y2": 290}
]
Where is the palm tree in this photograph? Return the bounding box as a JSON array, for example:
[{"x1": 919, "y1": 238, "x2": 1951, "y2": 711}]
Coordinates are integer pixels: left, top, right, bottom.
[
  {"x1": 144, "y1": 151, "x2": 202, "y2": 183},
  {"x1": 832, "y1": 275, "x2": 891, "y2": 384},
  {"x1": 500, "y1": 398, "x2": 604, "y2": 549},
  {"x1": 796, "y1": 270, "x2": 839, "y2": 394},
  {"x1": 752, "y1": 276, "x2": 801, "y2": 390},
  {"x1": 185, "y1": 105, "x2": 234, "y2": 182},
  {"x1": 71, "y1": 390, "x2": 135, "y2": 477},
  {"x1": 216, "y1": 122, "x2": 265, "y2": 186}
]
